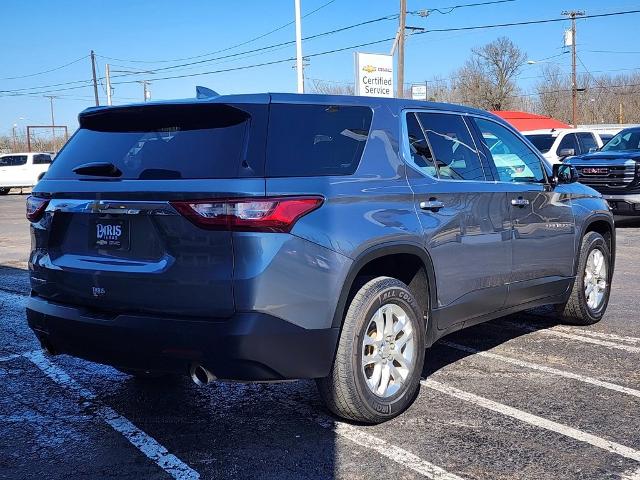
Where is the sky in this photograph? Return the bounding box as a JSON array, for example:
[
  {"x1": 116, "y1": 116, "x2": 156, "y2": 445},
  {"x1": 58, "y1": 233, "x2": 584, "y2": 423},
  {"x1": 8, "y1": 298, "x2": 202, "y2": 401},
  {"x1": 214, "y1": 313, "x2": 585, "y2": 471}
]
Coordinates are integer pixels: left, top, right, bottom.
[{"x1": 2, "y1": 0, "x2": 640, "y2": 135}]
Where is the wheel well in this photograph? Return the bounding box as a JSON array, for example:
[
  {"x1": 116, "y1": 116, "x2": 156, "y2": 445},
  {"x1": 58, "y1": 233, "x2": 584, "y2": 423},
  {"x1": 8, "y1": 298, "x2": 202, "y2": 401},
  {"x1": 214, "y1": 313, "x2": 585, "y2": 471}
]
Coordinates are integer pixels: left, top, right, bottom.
[
  {"x1": 351, "y1": 253, "x2": 430, "y2": 322},
  {"x1": 585, "y1": 220, "x2": 613, "y2": 252}
]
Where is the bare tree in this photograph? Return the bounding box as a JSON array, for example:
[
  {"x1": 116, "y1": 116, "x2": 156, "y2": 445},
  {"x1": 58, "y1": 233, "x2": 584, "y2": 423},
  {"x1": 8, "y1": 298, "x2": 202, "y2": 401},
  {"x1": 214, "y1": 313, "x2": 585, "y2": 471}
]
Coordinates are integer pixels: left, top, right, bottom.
[
  {"x1": 308, "y1": 79, "x2": 354, "y2": 96},
  {"x1": 452, "y1": 37, "x2": 526, "y2": 110}
]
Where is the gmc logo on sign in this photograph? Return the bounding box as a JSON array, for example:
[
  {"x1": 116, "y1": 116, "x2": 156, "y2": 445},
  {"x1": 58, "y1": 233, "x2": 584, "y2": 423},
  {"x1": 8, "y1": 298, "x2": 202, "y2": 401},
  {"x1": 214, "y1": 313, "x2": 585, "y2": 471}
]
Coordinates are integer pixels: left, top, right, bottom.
[{"x1": 582, "y1": 167, "x2": 609, "y2": 175}]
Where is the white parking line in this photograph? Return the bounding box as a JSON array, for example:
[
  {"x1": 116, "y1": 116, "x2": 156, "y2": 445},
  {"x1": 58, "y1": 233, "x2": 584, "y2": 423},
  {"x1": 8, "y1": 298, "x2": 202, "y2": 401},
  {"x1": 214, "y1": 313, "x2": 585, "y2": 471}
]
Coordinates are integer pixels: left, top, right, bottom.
[
  {"x1": 505, "y1": 321, "x2": 640, "y2": 354},
  {"x1": 440, "y1": 340, "x2": 640, "y2": 399},
  {"x1": 554, "y1": 326, "x2": 640, "y2": 345},
  {"x1": 0, "y1": 354, "x2": 20, "y2": 362},
  {"x1": 273, "y1": 394, "x2": 466, "y2": 480},
  {"x1": 422, "y1": 379, "x2": 640, "y2": 463},
  {"x1": 24, "y1": 351, "x2": 200, "y2": 480}
]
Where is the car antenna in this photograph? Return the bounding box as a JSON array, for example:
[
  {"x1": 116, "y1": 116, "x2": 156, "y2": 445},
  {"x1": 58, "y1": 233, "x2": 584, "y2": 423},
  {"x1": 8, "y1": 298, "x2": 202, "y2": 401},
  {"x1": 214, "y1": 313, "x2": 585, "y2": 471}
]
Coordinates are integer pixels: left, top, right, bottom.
[{"x1": 196, "y1": 86, "x2": 220, "y2": 99}]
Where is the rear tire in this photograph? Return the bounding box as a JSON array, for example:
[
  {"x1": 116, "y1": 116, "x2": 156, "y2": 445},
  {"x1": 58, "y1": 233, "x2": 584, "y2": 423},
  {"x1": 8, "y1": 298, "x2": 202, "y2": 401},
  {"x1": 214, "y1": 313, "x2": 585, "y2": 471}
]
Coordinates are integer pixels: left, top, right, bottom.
[
  {"x1": 555, "y1": 231, "x2": 612, "y2": 325},
  {"x1": 317, "y1": 276, "x2": 426, "y2": 424}
]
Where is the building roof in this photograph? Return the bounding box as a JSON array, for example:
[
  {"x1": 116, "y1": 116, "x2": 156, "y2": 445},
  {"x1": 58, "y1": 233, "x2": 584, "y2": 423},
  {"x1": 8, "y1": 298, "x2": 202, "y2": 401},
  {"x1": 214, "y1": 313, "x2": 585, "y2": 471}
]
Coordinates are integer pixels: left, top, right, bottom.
[{"x1": 491, "y1": 111, "x2": 571, "y2": 131}]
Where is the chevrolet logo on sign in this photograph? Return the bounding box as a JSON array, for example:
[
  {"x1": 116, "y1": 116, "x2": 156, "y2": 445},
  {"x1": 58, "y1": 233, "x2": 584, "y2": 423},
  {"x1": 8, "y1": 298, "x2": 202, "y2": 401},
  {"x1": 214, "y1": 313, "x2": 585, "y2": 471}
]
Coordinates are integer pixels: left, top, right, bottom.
[
  {"x1": 362, "y1": 65, "x2": 377, "y2": 73},
  {"x1": 582, "y1": 167, "x2": 609, "y2": 175}
]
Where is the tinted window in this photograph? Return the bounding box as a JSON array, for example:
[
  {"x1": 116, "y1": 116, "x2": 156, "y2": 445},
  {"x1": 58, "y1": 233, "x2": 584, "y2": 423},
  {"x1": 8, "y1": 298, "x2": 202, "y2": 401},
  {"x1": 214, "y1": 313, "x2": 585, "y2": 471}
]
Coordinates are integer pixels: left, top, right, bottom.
[
  {"x1": 45, "y1": 103, "x2": 266, "y2": 180},
  {"x1": 524, "y1": 134, "x2": 555, "y2": 153},
  {"x1": 33, "y1": 154, "x2": 52, "y2": 165},
  {"x1": 557, "y1": 133, "x2": 578, "y2": 156},
  {"x1": 416, "y1": 113, "x2": 485, "y2": 181},
  {"x1": 576, "y1": 133, "x2": 598, "y2": 153},
  {"x1": 474, "y1": 118, "x2": 546, "y2": 183},
  {"x1": 266, "y1": 104, "x2": 372, "y2": 177},
  {"x1": 405, "y1": 113, "x2": 438, "y2": 177},
  {"x1": 0, "y1": 155, "x2": 27, "y2": 167},
  {"x1": 601, "y1": 128, "x2": 640, "y2": 152}
]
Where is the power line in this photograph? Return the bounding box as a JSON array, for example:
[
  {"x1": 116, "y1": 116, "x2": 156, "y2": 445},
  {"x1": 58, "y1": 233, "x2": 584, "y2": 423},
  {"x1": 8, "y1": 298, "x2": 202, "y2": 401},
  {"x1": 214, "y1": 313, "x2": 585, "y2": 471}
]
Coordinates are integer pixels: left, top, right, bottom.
[
  {"x1": 107, "y1": 14, "x2": 399, "y2": 78},
  {"x1": 410, "y1": 0, "x2": 516, "y2": 16},
  {"x1": 97, "y1": 0, "x2": 337, "y2": 65},
  {"x1": 0, "y1": 55, "x2": 88, "y2": 81}
]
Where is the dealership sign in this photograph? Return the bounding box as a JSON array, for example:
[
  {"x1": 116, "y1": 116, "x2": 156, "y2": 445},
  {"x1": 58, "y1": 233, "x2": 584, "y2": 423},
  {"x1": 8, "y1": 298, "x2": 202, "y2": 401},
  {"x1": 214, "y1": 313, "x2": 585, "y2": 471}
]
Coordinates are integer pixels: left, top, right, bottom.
[
  {"x1": 354, "y1": 53, "x2": 393, "y2": 98},
  {"x1": 411, "y1": 84, "x2": 427, "y2": 101}
]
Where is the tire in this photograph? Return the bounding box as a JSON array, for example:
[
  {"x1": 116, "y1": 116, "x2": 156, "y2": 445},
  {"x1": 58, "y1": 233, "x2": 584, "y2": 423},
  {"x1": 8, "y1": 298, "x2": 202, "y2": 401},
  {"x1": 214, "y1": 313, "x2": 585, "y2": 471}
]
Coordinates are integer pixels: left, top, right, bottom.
[
  {"x1": 555, "y1": 231, "x2": 612, "y2": 325},
  {"x1": 0, "y1": 188, "x2": 10, "y2": 195},
  {"x1": 317, "y1": 276, "x2": 426, "y2": 424}
]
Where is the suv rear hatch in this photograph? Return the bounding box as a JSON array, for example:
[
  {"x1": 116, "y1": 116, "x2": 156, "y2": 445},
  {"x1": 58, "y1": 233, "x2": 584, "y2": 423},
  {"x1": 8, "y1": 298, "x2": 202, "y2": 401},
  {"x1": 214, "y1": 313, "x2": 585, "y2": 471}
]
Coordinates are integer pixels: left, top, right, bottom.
[{"x1": 30, "y1": 100, "x2": 268, "y2": 318}]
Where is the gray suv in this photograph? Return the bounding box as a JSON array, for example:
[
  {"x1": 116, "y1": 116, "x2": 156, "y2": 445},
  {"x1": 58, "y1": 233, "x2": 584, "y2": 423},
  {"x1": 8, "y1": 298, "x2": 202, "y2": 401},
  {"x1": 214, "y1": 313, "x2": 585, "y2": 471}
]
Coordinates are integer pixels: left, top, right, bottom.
[{"x1": 26, "y1": 93, "x2": 615, "y2": 423}]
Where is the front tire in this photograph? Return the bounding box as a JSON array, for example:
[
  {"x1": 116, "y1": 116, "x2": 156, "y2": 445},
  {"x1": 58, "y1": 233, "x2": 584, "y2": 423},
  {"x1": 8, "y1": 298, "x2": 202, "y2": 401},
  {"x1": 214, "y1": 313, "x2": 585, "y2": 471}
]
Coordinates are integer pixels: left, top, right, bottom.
[
  {"x1": 317, "y1": 276, "x2": 426, "y2": 424},
  {"x1": 556, "y1": 231, "x2": 612, "y2": 325}
]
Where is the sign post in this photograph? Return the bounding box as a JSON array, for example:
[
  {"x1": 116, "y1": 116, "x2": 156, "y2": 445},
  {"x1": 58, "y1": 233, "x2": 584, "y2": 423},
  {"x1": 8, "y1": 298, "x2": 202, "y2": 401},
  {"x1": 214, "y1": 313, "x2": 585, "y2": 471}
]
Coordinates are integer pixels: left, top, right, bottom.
[{"x1": 354, "y1": 53, "x2": 394, "y2": 98}]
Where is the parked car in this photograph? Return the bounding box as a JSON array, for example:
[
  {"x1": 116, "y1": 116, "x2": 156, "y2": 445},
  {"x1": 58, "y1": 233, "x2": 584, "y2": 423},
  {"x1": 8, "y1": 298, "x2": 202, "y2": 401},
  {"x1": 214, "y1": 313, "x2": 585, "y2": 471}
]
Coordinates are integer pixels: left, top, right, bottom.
[
  {"x1": 0, "y1": 152, "x2": 54, "y2": 194},
  {"x1": 26, "y1": 94, "x2": 615, "y2": 423},
  {"x1": 565, "y1": 126, "x2": 640, "y2": 215},
  {"x1": 523, "y1": 128, "x2": 603, "y2": 164}
]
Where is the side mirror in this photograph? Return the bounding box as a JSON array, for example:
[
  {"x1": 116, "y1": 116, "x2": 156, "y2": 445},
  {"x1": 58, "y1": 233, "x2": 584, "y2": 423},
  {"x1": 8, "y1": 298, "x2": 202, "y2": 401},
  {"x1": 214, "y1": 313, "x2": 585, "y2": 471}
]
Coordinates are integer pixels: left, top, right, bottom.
[
  {"x1": 553, "y1": 163, "x2": 579, "y2": 185},
  {"x1": 558, "y1": 148, "x2": 575, "y2": 158},
  {"x1": 588, "y1": 147, "x2": 597, "y2": 153}
]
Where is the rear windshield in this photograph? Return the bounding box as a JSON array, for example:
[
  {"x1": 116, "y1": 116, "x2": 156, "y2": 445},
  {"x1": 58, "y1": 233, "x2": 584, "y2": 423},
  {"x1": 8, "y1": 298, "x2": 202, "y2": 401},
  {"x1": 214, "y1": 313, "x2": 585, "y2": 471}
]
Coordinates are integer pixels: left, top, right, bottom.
[
  {"x1": 43, "y1": 102, "x2": 372, "y2": 180},
  {"x1": 0, "y1": 155, "x2": 28, "y2": 167},
  {"x1": 45, "y1": 103, "x2": 267, "y2": 180},
  {"x1": 266, "y1": 104, "x2": 373, "y2": 177},
  {"x1": 524, "y1": 134, "x2": 555, "y2": 154}
]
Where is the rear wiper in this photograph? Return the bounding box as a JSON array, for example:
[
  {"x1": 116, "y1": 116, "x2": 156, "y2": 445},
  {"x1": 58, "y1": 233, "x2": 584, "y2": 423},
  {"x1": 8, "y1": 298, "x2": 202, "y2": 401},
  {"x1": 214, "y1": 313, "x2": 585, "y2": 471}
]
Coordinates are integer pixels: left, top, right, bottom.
[{"x1": 72, "y1": 162, "x2": 122, "y2": 177}]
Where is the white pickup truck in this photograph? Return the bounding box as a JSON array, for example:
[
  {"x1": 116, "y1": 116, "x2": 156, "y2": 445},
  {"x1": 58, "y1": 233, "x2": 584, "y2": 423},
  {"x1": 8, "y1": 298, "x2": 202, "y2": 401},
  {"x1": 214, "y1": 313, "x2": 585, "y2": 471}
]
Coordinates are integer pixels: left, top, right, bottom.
[{"x1": 0, "y1": 152, "x2": 54, "y2": 194}]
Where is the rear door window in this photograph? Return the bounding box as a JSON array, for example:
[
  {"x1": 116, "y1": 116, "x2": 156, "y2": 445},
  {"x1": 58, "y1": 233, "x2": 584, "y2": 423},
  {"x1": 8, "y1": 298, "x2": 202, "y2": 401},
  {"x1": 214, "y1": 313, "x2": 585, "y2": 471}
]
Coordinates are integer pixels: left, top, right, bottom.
[
  {"x1": 416, "y1": 112, "x2": 486, "y2": 181},
  {"x1": 44, "y1": 103, "x2": 267, "y2": 180},
  {"x1": 266, "y1": 104, "x2": 372, "y2": 177},
  {"x1": 0, "y1": 155, "x2": 28, "y2": 166},
  {"x1": 404, "y1": 113, "x2": 438, "y2": 177}
]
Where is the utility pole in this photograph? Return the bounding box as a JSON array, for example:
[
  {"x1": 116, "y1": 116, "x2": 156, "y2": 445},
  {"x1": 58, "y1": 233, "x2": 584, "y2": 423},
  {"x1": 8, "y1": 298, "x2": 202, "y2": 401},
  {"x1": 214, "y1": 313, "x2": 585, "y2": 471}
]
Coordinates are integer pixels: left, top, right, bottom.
[
  {"x1": 12, "y1": 124, "x2": 17, "y2": 152},
  {"x1": 44, "y1": 95, "x2": 56, "y2": 148},
  {"x1": 138, "y1": 80, "x2": 150, "y2": 102},
  {"x1": 562, "y1": 10, "x2": 584, "y2": 127},
  {"x1": 397, "y1": 0, "x2": 407, "y2": 98},
  {"x1": 294, "y1": 0, "x2": 304, "y2": 93},
  {"x1": 105, "y1": 63, "x2": 112, "y2": 106},
  {"x1": 90, "y1": 50, "x2": 99, "y2": 106}
]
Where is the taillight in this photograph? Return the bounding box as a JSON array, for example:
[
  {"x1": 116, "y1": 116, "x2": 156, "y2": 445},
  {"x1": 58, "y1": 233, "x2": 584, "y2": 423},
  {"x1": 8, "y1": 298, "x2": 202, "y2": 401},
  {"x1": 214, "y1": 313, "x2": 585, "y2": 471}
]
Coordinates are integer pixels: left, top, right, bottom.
[
  {"x1": 171, "y1": 196, "x2": 323, "y2": 232},
  {"x1": 26, "y1": 196, "x2": 49, "y2": 222}
]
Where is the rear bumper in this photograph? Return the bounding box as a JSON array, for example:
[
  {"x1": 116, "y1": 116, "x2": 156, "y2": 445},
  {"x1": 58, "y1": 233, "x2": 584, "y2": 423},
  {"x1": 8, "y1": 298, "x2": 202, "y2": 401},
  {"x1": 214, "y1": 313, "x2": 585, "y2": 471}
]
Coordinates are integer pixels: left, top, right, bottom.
[
  {"x1": 26, "y1": 296, "x2": 339, "y2": 381},
  {"x1": 601, "y1": 193, "x2": 640, "y2": 215}
]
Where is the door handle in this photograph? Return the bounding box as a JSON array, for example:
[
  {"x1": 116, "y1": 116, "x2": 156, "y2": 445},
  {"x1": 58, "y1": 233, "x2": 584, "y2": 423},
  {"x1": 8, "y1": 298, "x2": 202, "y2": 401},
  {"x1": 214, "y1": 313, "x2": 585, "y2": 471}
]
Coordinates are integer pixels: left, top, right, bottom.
[
  {"x1": 419, "y1": 198, "x2": 445, "y2": 212},
  {"x1": 511, "y1": 197, "x2": 530, "y2": 208}
]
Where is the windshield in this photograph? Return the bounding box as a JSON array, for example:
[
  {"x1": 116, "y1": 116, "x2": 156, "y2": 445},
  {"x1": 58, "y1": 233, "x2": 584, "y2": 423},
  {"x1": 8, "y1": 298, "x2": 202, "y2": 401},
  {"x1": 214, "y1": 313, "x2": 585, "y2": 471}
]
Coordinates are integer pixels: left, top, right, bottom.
[
  {"x1": 524, "y1": 134, "x2": 555, "y2": 154},
  {"x1": 601, "y1": 129, "x2": 640, "y2": 152}
]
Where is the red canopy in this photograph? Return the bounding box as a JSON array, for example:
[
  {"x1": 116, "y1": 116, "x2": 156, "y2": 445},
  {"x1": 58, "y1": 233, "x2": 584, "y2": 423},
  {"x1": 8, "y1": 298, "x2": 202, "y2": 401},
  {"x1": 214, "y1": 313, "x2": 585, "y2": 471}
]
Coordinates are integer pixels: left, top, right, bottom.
[{"x1": 491, "y1": 111, "x2": 571, "y2": 131}]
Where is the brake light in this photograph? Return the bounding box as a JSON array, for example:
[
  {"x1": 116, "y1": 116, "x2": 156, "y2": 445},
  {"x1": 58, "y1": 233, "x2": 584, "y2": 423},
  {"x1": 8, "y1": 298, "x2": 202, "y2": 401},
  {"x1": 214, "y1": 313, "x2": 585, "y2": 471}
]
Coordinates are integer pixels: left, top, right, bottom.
[
  {"x1": 26, "y1": 196, "x2": 49, "y2": 222},
  {"x1": 171, "y1": 196, "x2": 323, "y2": 232}
]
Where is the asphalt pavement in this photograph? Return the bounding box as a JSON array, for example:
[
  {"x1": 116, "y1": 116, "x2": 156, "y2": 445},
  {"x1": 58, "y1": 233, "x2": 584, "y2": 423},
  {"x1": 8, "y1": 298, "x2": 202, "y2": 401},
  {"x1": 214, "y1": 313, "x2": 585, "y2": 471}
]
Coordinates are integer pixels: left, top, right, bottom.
[{"x1": 1, "y1": 192, "x2": 639, "y2": 480}]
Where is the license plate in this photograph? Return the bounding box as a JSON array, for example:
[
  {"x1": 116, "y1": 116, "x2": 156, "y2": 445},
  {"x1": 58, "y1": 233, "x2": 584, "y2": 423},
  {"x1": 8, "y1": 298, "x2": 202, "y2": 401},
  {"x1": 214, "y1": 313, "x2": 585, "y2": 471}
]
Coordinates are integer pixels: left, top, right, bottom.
[{"x1": 91, "y1": 219, "x2": 130, "y2": 250}]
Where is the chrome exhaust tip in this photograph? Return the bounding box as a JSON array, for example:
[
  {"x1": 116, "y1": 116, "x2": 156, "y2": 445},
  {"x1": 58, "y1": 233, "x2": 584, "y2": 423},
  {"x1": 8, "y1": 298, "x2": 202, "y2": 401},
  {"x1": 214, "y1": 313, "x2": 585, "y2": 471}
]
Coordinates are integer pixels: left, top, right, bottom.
[{"x1": 190, "y1": 364, "x2": 216, "y2": 386}]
